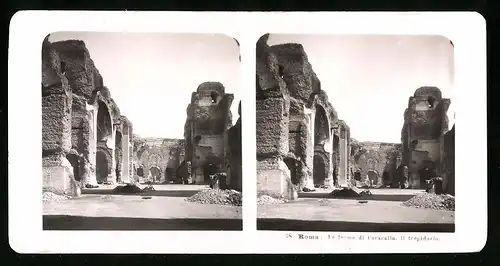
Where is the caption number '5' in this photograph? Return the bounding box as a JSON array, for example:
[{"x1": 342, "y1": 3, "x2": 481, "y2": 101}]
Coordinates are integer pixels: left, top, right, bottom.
[{"x1": 285, "y1": 234, "x2": 292, "y2": 239}]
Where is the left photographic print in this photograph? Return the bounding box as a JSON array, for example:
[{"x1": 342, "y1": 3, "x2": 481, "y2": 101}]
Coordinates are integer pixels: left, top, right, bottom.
[{"x1": 41, "y1": 32, "x2": 243, "y2": 231}]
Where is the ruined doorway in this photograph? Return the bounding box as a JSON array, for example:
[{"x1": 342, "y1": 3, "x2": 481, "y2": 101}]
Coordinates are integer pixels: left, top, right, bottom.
[
  {"x1": 136, "y1": 166, "x2": 144, "y2": 178},
  {"x1": 97, "y1": 101, "x2": 112, "y2": 141},
  {"x1": 313, "y1": 154, "x2": 327, "y2": 187},
  {"x1": 96, "y1": 151, "x2": 109, "y2": 183},
  {"x1": 203, "y1": 162, "x2": 218, "y2": 184},
  {"x1": 367, "y1": 170, "x2": 379, "y2": 187},
  {"x1": 165, "y1": 167, "x2": 175, "y2": 183},
  {"x1": 418, "y1": 167, "x2": 435, "y2": 188},
  {"x1": 382, "y1": 171, "x2": 390, "y2": 186},
  {"x1": 149, "y1": 166, "x2": 162, "y2": 183},
  {"x1": 284, "y1": 157, "x2": 299, "y2": 185},
  {"x1": 314, "y1": 105, "x2": 330, "y2": 147},
  {"x1": 66, "y1": 154, "x2": 81, "y2": 182}
]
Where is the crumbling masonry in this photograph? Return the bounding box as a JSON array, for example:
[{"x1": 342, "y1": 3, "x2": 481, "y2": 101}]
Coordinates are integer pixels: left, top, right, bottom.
[
  {"x1": 349, "y1": 140, "x2": 403, "y2": 187},
  {"x1": 256, "y1": 34, "x2": 351, "y2": 199},
  {"x1": 132, "y1": 137, "x2": 185, "y2": 183},
  {"x1": 401, "y1": 86, "x2": 454, "y2": 194},
  {"x1": 42, "y1": 37, "x2": 134, "y2": 196},
  {"x1": 182, "y1": 82, "x2": 242, "y2": 190}
]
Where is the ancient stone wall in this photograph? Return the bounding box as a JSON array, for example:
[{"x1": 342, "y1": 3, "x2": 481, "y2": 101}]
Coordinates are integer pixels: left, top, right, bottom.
[
  {"x1": 183, "y1": 82, "x2": 234, "y2": 184},
  {"x1": 401, "y1": 86, "x2": 451, "y2": 188},
  {"x1": 42, "y1": 37, "x2": 134, "y2": 195},
  {"x1": 256, "y1": 34, "x2": 351, "y2": 199},
  {"x1": 350, "y1": 140, "x2": 403, "y2": 187},
  {"x1": 226, "y1": 101, "x2": 242, "y2": 191},
  {"x1": 132, "y1": 136, "x2": 184, "y2": 183},
  {"x1": 440, "y1": 125, "x2": 455, "y2": 195}
]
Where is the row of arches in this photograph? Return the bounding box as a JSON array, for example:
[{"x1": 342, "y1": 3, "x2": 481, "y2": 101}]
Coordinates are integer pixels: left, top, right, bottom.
[
  {"x1": 284, "y1": 101, "x2": 348, "y2": 189},
  {"x1": 65, "y1": 97, "x2": 132, "y2": 185}
]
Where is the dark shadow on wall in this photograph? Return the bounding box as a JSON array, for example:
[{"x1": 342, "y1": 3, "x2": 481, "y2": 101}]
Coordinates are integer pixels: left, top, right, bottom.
[
  {"x1": 297, "y1": 192, "x2": 417, "y2": 202},
  {"x1": 257, "y1": 218, "x2": 454, "y2": 232},
  {"x1": 44, "y1": 215, "x2": 243, "y2": 230},
  {"x1": 81, "y1": 189, "x2": 202, "y2": 198}
]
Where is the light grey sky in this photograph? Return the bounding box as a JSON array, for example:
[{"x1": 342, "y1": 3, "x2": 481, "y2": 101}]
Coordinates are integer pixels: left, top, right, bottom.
[
  {"x1": 267, "y1": 34, "x2": 455, "y2": 143},
  {"x1": 49, "y1": 32, "x2": 241, "y2": 139}
]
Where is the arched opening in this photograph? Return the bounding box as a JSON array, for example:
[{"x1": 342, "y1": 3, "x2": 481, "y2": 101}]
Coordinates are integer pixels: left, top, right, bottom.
[
  {"x1": 313, "y1": 154, "x2": 327, "y2": 187},
  {"x1": 66, "y1": 154, "x2": 81, "y2": 182},
  {"x1": 202, "y1": 162, "x2": 218, "y2": 183},
  {"x1": 115, "y1": 131, "x2": 122, "y2": 181},
  {"x1": 165, "y1": 167, "x2": 175, "y2": 183},
  {"x1": 60, "y1": 61, "x2": 66, "y2": 75},
  {"x1": 149, "y1": 166, "x2": 161, "y2": 183},
  {"x1": 136, "y1": 166, "x2": 144, "y2": 177},
  {"x1": 382, "y1": 171, "x2": 390, "y2": 186},
  {"x1": 96, "y1": 150, "x2": 109, "y2": 184},
  {"x1": 418, "y1": 163, "x2": 437, "y2": 188},
  {"x1": 284, "y1": 157, "x2": 299, "y2": 185},
  {"x1": 278, "y1": 64, "x2": 284, "y2": 79},
  {"x1": 97, "y1": 101, "x2": 113, "y2": 141},
  {"x1": 354, "y1": 169, "x2": 362, "y2": 181},
  {"x1": 226, "y1": 165, "x2": 232, "y2": 188},
  {"x1": 314, "y1": 105, "x2": 330, "y2": 147},
  {"x1": 210, "y1": 91, "x2": 219, "y2": 103},
  {"x1": 367, "y1": 170, "x2": 379, "y2": 187},
  {"x1": 427, "y1": 96, "x2": 436, "y2": 108},
  {"x1": 332, "y1": 134, "x2": 339, "y2": 151}
]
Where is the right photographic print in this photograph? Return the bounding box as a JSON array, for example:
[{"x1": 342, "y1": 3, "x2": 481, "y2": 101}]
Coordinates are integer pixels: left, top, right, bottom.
[{"x1": 256, "y1": 34, "x2": 455, "y2": 232}]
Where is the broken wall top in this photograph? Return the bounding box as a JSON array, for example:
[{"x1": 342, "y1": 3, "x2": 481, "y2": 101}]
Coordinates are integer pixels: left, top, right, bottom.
[
  {"x1": 196, "y1": 81, "x2": 226, "y2": 97},
  {"x1": 42, "y1": 39, "x2": 70, "y2": 95},
  {"x1": 413, "y1": 86, "x2": 443, "y2": 100},
  {"x1": 269, "y1": 43, "x2": 319, "y2": 102},
  {"x1": 256, "y1": 35, "x2": 289, "y2": 99},
  {"x1": 185, "y1": 82, "x2": 234, "y2": 135},
  {"x1": 51, "y1": 40, "x2": 104, "y2": 99}
]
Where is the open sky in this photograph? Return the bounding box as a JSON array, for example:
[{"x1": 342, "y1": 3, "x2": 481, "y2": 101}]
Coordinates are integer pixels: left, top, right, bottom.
[
  {"x1": 267, "y1": 34, "x2": 455, "y2": 143},
  {"x1": 49, "y1": 32, "x2": 241, "y2": 139}
]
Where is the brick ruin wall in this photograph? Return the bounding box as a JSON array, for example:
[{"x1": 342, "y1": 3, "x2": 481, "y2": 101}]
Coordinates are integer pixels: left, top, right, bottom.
[
  {"x1": 400, "y1": 86, "x2": 453, "y2": 190},
  {"x1": 182, "y1": 81, "x2": 241, "y2": 188},
  {"x1": 256, "y1": 34, "x2": 352, "y2": 199},
  {"x1": 42, "y1": 36, "x2": 134, "y2": 196},
  {"x1": 132, "y1": 137, "x2": 185, "y2": 183},
  {"x1": 350, "y1": 140, "x2": 403, "y2": 187}
]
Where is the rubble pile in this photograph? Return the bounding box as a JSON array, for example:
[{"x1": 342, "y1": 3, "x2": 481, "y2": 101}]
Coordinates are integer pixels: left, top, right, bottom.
[
  {"x1": 402, "y1": 193, "x2": 455, "y2": 211},
  {"x1": 186, "y1": 189, "x2": 242, "y2": 206},
  {"x1": 257, "y1": 195, "x2": 287, "y2": 205},
  {"x1": 329, "y1": 187, "x2": 371, "y2": 198},
  {"x1": 42, "y1": 191, "x2": 72, "y2": 203},
  {"x1": 112, "y1": 184, "x2": 144, "y2": 193}
]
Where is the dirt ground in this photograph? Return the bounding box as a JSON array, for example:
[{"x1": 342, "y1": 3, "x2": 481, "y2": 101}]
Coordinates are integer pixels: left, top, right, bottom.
[
  {"x1": 43, "y1": 184, "x2": 242, "y2": 230},
  {"x1": 258, "y1": 188, "x2": 455, "y2": 232}
]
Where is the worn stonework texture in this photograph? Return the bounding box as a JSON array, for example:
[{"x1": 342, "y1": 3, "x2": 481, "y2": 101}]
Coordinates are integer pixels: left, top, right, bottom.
[
  {"x1": 42, "y1": 37, "x2": 134, "y2": 196},
  {"x1": 182, "y1": 82, "x2": 235, "y2": 184},
  {"x1": 350, "y1": 140, "x2": 403, "y2": 187},
  {"x1": 226, "y1": 101, "x2": 242, "y2": 191},
  {"x1": 441, "y1": 125, "x2": 455, "y2": 195},
  {"x1": 132, "y1": 136, "x2": 185, "y2": 183},
  {"x1": 256, "y1": 34, "x2": 351, "y2": 199},
  {"x1": 401, "y1": 86, "x2": 452, "y2": 189}
]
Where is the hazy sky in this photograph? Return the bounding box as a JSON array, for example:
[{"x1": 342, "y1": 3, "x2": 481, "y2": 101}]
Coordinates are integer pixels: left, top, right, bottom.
[
  {"x1": 49, "y1": 32, "x2": 241, "y2": 139},
  {"x1": 267, "y1": 34, "x2": 455, "y2": 143}
]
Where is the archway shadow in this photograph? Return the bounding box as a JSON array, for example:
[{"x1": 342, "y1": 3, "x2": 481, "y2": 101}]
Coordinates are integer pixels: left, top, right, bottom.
[
  {"x1": 81, "y1": 189, "x2": 201, "y2": 198},
  {"x1": 257, "y1": 218, "x2": 454, "y2": 232},
  {"x1": 43, "y1": 215, "x2": 243, "y2": 230},
  {"x1": 297, "y1": 192, "x2": 416, "y2": 202}
]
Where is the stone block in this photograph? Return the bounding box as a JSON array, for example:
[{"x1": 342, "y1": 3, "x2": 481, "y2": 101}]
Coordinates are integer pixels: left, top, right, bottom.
[
  {"x1": 42, "y1": 154, "x2": 80, "y2": 196},
  {"x1": 42, "y1": 93, "x2": 72, "y2": 153}
]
